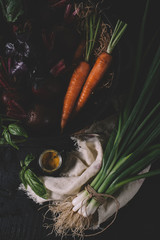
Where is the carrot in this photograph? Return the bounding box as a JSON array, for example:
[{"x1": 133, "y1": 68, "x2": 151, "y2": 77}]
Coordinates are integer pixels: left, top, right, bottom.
[
  {"x1": 61, "y1": 13, "x2": 101, "y2": 130},
  {"x1": 72, "y1": 39, "x2": 85, "y2": 63},
  {"x1": 74, "y1": 20, "x2": 127, "y2": 113},
  {"x1": 74, "y1": 52, "x2": 112, "y2": 112},
  {"x1": 61, "y1": 61, "x2": 90, "y2": 130}
]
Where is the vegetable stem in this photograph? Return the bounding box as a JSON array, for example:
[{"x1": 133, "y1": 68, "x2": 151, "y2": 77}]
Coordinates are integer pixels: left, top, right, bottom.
[
  {"x1": 107, "y1": 169, "x2": 160, "y2": 195},
  {"x1": 107, "y1": 20, "x2": 127, "y2": 55},
  {"x1": 85, "y1": 14, "x2": 101, "y2": 62}
]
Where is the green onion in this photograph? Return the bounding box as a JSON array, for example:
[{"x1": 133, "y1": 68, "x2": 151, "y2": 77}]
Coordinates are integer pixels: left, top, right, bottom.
[{"x1": 72, "y1": 0, "x2": 160, "y2": 218}]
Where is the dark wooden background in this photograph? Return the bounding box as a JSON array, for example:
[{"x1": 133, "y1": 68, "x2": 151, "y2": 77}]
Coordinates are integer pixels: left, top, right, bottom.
[{"x1": 0, "y1": 1, "x2": 160, "y2": 240}]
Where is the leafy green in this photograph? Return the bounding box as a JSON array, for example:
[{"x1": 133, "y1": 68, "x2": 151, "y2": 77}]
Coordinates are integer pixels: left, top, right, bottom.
[
  {"x1": 0, "y1": 118, "x2": 28, "y2": 149},
  {"x1": 24, "y1": 153, "x2": 35, "y2": 167},
  {"x1": 19, "y1": 154, "x2": 48, "y2": 199},
  {"x1": 20, "y1": 153, "x2": 35, "y2": 168},
  {"x1": 2, "y1": 128, "x2": 19, "y2": 150},
  {"x1": 0, "y1": 138, "x2": 6, "y2": 145},
  {"x1": 24, "y1": 169, "x2": 47, "y2": 199},
  {"x1": 0, "y1": 0, "x2": 24, "y2": 22},
  {"x1": 8, "y1": 123, "x2": 28, "y2": 138},
  {"x1": 19, "y1": 166, "x2": 28, "y2": 188}
]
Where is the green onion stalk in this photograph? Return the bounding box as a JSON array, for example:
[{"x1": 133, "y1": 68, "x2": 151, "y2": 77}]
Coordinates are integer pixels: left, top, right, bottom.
[{"x1": 72, "y1": 0, "x2": 160, "y2": 217}]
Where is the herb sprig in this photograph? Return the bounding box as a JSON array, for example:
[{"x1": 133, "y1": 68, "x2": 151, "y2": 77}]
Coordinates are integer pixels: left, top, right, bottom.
[
  {"x1": 0, "y1": 116, "x2": 28, "y2": 150},
  {"x1": 0, "y1": 0, "x2": 24, "y2": 22},
  {"x1": 20, "y1": 154, "x2": 48, "y2": 199}
]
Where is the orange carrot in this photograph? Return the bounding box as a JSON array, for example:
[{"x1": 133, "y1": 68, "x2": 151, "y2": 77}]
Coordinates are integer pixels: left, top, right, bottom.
[
  {"x1": 73, "y1": 39, "x2": 85, "y2": 63},
  {"x1": 74, "y1": 20, "x2": 127, "y2": 113},
  {"x1": 61, "y1": 61, "x2": 90, "y2": 130},
  {"x1": 61, "y1": 13, "x2": 101, "y2": 130},
  {"x1": 74, "y1": 52, "x2": 112, "y2": 113}
]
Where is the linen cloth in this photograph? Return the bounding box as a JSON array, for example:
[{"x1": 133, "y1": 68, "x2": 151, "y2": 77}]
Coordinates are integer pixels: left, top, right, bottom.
[{"x1": 20, "y1": 116, "x2": 149, "y2": 227}]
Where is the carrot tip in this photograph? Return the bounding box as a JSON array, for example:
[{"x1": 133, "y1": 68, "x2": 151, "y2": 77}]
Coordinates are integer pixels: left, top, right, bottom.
[{"x1": 61, "y1": 118, "x2": 66, "y2": 131}]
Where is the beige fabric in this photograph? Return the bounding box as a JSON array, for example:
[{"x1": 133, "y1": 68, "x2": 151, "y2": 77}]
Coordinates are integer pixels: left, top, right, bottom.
[
  {"x1": 95, "y1": 166, "x2": 150, "y2": 228},
  {"x1": 19, "y1": 116, "x2": 149, "y2": 228},
  {"x1": 19, "y1": 135, "x2": 103, "y2": 203}
]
